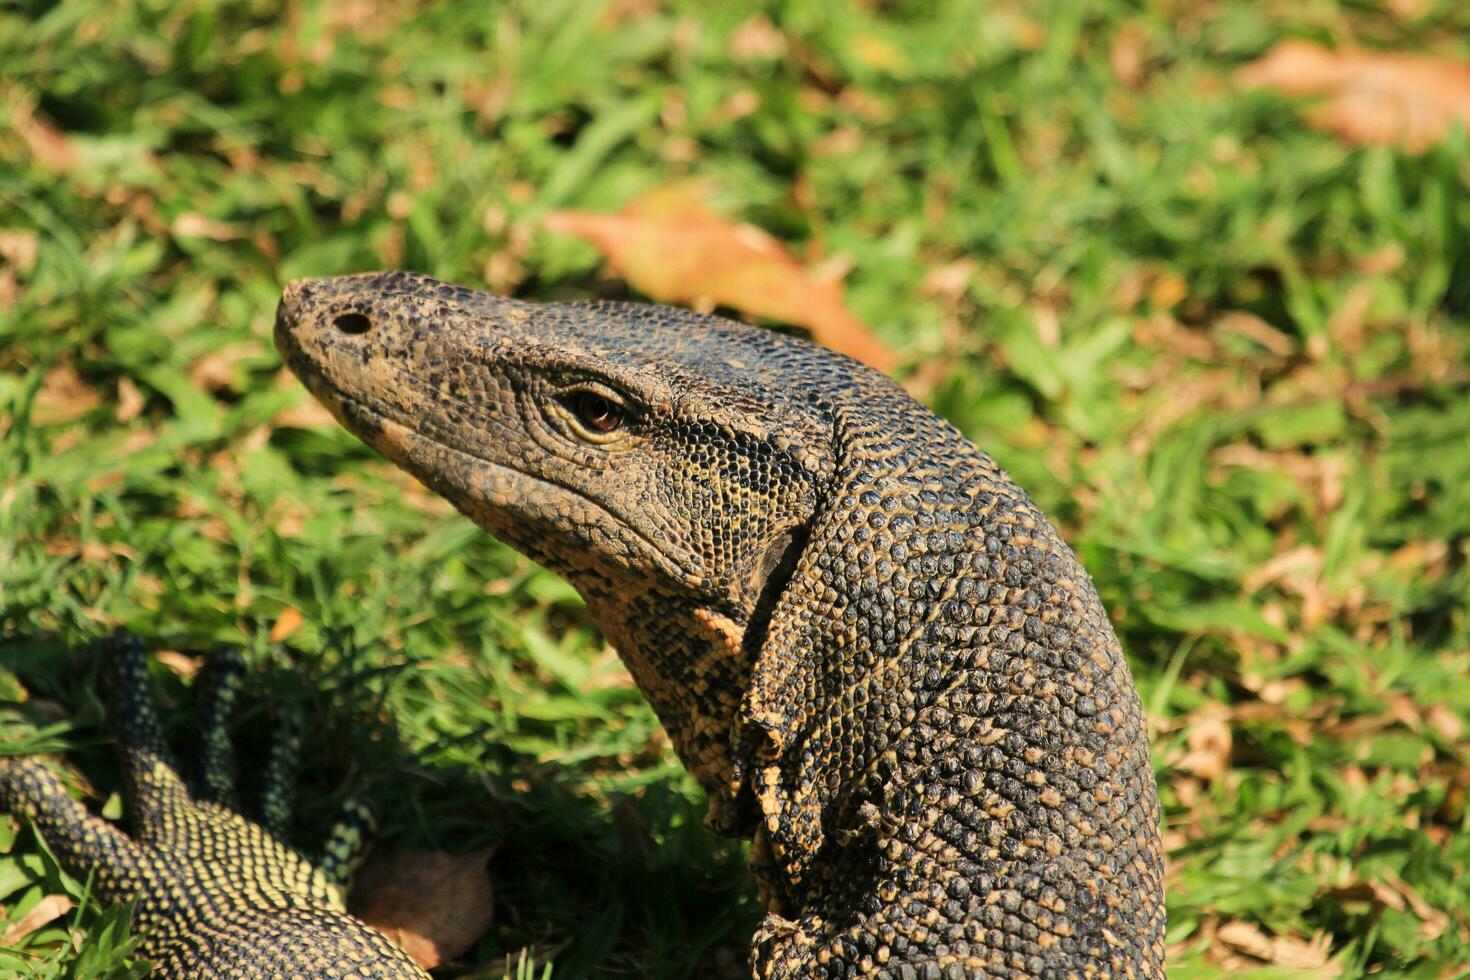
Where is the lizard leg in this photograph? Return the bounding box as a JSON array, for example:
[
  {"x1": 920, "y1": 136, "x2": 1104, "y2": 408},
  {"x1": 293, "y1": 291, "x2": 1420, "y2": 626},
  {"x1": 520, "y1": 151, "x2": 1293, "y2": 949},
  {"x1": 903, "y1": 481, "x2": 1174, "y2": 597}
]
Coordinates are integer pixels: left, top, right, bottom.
[
  {"x1": 0, "y1": 756, "x2": 167, "y2": 907},
  {"x1": 189, "y1": 646, "x2": 246, "y2": 809},
  {"x1": 317, "y1": 795, "x2": 376, "y2": 887},
  {"x1": 258, "y1": 701, "x2": 303, "y2": 838},
  {"x1": 3, "y1": 635, "x2": 431, "y2": 977},
  {"x1": 100, "y1": 633, "x2": 192, "y2": 845},
  {"x1": 104, "y1": 636, "x2": 336, "y2": 903}
]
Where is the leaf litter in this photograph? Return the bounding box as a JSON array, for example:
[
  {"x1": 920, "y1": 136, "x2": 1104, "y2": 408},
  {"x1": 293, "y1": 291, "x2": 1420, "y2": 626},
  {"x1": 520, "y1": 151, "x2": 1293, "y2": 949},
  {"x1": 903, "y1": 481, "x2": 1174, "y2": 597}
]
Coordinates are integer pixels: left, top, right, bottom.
[{"x1": 544, "y1": 181, "x2": 895, "y2": 371}]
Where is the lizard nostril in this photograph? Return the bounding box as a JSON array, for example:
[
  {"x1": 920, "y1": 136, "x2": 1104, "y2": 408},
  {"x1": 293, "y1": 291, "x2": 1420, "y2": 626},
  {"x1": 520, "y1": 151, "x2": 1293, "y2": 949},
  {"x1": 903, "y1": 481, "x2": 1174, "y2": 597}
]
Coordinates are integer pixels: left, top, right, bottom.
[{"x1": 333, "y1": 312, "x2": 372, "y2": 335}]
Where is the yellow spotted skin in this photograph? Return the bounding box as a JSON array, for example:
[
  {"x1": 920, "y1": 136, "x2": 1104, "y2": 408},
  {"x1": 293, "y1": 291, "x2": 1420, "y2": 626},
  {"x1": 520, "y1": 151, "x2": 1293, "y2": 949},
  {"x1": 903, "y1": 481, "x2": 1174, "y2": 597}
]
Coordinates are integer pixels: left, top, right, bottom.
[
  {"x1": 277, "y1": 272, "x2": 1167, "y2": 979},
  {"x1": 0, "y1": 635, "x2": 427, "y2": 978}
]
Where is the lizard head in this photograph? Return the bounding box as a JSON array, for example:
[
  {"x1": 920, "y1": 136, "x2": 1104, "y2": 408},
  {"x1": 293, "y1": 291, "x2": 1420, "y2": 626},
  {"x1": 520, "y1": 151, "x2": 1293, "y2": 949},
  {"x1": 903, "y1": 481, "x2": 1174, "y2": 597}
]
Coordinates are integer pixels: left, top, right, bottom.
[{"x1": 275, "y1": 270, "x2": 843, "y2": 829}]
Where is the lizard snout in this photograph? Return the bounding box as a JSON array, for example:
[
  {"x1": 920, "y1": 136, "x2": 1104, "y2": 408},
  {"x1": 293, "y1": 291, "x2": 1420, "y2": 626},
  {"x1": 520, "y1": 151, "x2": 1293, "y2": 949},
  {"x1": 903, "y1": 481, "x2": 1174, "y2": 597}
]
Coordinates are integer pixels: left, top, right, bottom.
[
  {"x1": 273, "y1": 277, "x2": 317, "y2": 356},
  {"x1": 274, "y1": 275, "x2": 376, "y2": 363}
]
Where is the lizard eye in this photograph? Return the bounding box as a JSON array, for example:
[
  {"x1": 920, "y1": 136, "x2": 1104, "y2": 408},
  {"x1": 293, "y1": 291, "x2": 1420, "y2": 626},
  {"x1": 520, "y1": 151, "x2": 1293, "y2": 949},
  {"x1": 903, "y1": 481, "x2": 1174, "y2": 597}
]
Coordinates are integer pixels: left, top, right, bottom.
[
  {"x1": 557, "y1": 384, "x2": 636, "y2": 444},
  {"x1": 575, "y1": 391, "x2": 624, "y2": 433}
]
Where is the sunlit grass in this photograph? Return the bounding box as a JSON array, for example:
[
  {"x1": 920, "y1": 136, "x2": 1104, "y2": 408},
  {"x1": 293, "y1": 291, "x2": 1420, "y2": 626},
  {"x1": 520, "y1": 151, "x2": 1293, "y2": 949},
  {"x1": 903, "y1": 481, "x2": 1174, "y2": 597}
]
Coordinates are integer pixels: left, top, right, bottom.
[{"x1": 2, "y1": 0, "x2": 1468, "y2": 975}]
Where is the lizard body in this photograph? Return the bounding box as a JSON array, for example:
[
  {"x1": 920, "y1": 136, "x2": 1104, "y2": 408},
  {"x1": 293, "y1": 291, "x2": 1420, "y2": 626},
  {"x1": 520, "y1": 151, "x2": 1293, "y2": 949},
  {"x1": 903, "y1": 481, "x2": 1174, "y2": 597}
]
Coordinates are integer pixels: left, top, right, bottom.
[
  {"x1": 276, "y1": 272, "x2": 1166, "y2": 977},
  {"x1": 4, "y1": 271, "x2": 1164, "y2": 977}
]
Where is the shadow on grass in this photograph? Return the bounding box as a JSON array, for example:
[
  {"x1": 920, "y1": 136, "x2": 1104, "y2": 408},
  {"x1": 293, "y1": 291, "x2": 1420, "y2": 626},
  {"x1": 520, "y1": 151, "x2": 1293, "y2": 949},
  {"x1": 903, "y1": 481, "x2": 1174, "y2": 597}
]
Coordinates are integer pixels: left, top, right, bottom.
[{"x1": 0, "y1": 631, "x2": 758, "y2": 980}]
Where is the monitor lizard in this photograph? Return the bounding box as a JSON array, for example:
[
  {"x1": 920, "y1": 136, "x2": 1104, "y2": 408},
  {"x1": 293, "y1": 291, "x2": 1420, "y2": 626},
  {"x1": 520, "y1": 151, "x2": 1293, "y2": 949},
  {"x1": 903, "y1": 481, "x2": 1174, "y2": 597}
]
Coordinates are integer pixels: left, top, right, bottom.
[
  {"x1": 4, "y1": 270, "x2": 1165, "y2": 978},
  {"x1": 275, "y1": 271, "x2": 1167, "y2": 977}
]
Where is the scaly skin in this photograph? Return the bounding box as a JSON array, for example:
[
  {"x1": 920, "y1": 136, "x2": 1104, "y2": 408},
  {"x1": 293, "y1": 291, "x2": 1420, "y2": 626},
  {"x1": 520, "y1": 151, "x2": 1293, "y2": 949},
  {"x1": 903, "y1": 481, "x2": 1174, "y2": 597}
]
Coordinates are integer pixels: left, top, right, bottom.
[
  {"x1": 275, "y1": 272, "x2": 1166, "y2": 978},
  {"x1": 0, "y1": 634, "x2": 427, "y2": 978}
]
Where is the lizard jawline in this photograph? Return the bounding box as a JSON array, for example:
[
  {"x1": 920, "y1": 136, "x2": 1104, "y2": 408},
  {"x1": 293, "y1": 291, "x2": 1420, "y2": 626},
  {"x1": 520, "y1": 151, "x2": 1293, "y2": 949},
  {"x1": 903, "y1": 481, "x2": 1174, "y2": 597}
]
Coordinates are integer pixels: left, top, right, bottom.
[{"x1": 305, "y1": 381, "x2": 702, "y2": 590}]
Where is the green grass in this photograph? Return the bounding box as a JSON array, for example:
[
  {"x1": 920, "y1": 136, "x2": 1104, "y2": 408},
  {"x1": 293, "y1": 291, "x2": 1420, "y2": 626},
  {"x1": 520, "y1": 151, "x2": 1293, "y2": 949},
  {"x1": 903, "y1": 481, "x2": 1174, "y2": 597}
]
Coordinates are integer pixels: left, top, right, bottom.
[{"x1": 2, "y1": 0, "x2": 1469, "y2": 975}]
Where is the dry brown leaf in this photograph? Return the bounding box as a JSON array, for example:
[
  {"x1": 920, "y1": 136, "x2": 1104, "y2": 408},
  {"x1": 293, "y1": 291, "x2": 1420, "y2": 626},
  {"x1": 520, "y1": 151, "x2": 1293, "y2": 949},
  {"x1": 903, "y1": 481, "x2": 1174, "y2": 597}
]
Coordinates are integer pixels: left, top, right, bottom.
[
  {"x1": 1032, "y1": 304, "x2": 1060, "y2": 349},
  {"x1": 1177, "y1": 708, "x2": 1231, "y2": 783},
  {"x1": 1324, "y1": 868, "x2": 1448, "y2": 942},
  {"x1": 115, "y1": 376, "x2": 145, "y2": 423},
  {"x1": 1238, "y1": 40, "x2": 1470, "y2": 152},
  {"x1": 1214, "y1": 312, "x2": 1296, "y2": 358},
  {"x1": 0, "y1": 229, "x2": 39, "y2": 273},
  {"x1": 1425, "y1": 704, "x2": 1463, "y2": 743},
  {"x1": 0, "y1": 268, "x2": 18, "y2": 316},
  {"x1": 154, "y1": 650, "x2": 202, "y2": 680},
  {"x1": 33, "y1": 364, "x2": 103, "y2": 426},
  {"x1": 598, "y1": 0, "x2": 662, "y2": 30},
  {"x1": 1242, "y1": 544, "x2": 1323, "y2": 595},
  {"x1": 543, "y1": 182, "x2": 894, "y2": 372},
  {"x1": 1110, "y1": 21, "x2": 1147, "y2": 89},
  {"x1": 710, "y1": 88, "x2": 762, "y2": 127},
  {"x1": 272, "y1": 368, "x2": 340, "y2": 429},
  {"x1": 919, "y1": 258, "x2": 978, "y2": 300},
  {"x1": 1324, "y1": 879, "x2": 1405, "y2": 914},
  {"x1": 172, "y1": 212, "x2": 242, "y2": 241},
  {"x1": 1378, "y1": 866, "x2": 1449, "y2": 941},
  {"x1": 1148, "y1": 272, "x2": 1189, "y2": 310},
  {"x1": 849, "y1": 34, "x2": 908, "y2": 74},
  {"x1": 354, "y1": 848, "x2": 496, "y2": 969},
  {"x1": 269, "y1": 606, "x2": 304, "y2": 642},
  {"x1": 188, "y1": 341, "x2": 265, "y2": 395},
  {"x1": 1215, "y1": 920, "x2": 1338, "y2": 974},
  {"x1": 728, "y1": 14, "x2": 786, "y2": 62},
  {"x1": 8, "y1": 97, "x2": 77, "y2": 172},
  {"x1": 2, "y1": 894, "x2": 73, "y2": 944},
  {"x1": 323, "y1": 0, "x2": 413, "y2": 45},
  {"x1": 272, "y1": 397, "x2": 339, "y2": 430}
]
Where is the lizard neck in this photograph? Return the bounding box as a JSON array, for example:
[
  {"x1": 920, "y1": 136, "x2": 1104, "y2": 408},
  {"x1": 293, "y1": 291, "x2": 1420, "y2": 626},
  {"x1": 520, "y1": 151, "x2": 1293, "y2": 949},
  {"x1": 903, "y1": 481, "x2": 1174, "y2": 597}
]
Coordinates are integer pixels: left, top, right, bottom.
[{"x1": 581, "y1": 584, "x2": 762, "y2": 837}]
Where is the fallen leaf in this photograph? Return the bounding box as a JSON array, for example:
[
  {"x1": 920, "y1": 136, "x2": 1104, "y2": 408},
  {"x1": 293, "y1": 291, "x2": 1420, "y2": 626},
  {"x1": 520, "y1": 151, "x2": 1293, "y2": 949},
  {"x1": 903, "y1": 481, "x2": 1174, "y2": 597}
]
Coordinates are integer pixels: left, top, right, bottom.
[
  {"x1": 1177, "y1": 708, "x2": 1231, "y2": 783},
  {"x1": 1378, "y1": 866, "x2": 1449, "y2": 941},
  {"x1": 849, "y1": 34, "x2": 908, "y2": 75},
  {"x1": 171, "y1": 212, "x2": 242, "y2": 241},
  {"x1": 269, "y1": 607, "x2": 304, "y2": 642},
  {"x1": 1238, "y1": 40, "x2": 1470, "y2": 152},
  {"x1": 1425, "y1": 704, "x2": 1462, "y2": 743},
  {"x1": 1242, "y1": 544, "x2": 1323, "y2": 595},
  {"x1": 1110, "y1": 21, "x2": 1147, "y2": 88},
  {"x1": 272, "y1": 369, "x2": 339, "y2": 429},
  {"x1": 2, "y1": 894, "x2": 73, "y2": 944},
  {"x1": 598, "y1": 0, "x2": 662, "y2": 30},
  {"x1": 115, "y1": 377, "x2": 145, "y2": 422},
  {"x1": 154, "y1": 650, "x2": 202, "y2": 680},
  {"x1": 1148, "y1": 272, "x2": 1189, "y2": 310},
  {"x1": 1215, "y1": 920, "x2": 1338, "y2": 974},
  {"x1": 188, "y1": 341, "x2": 266, "y2": 395},
  {"x1": 919, "y1": 258, "x2": 977, "y2": 300},
  {"x1": 543, "y1": 182, "x2": 894, "y2": 372},
  {"x1": 8, "y1": 97, "x2": 76, "y2": 172},
  {"x1": 1323, "y1": 867, "x2": 1448, "y2": 943},
  {"x1": 354, "y1": 848, "x2": 496, "y2": 969},
  {"x1": 1214, "y1": 312, "x2": 1296, "y2": 358},
  {"x1": 711, "y1": 88, "x2": 762, "y2": 128},
  {"x1": 323, "y1": 0, "x2": 413, "y2": 46},
  {"x1": 728, "y1": 15, "x2": 786, "y2": 62},
  {"x1": 33, "y1": 364, "x2": 103, "y2": 426},
  {"x1": 0, "y1": 229, "x2": 39, "y2": 273}
]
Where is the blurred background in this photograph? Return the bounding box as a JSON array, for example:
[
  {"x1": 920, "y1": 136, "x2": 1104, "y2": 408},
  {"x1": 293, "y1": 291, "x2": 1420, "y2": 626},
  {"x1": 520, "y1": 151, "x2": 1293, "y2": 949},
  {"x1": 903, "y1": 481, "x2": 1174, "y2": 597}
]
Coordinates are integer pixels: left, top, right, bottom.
[{"x1": 3, "y1": 0, "x2": 1469, "y2": 976}]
